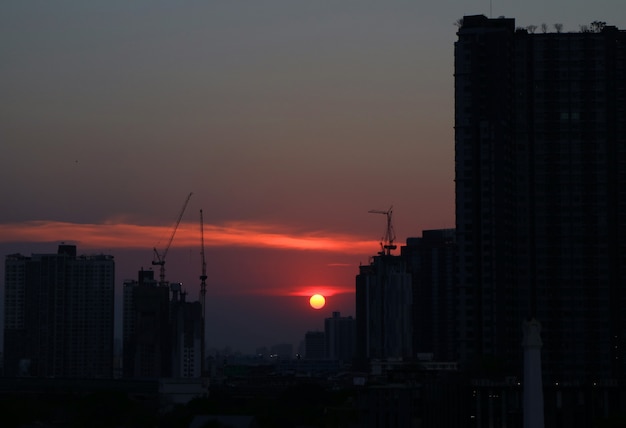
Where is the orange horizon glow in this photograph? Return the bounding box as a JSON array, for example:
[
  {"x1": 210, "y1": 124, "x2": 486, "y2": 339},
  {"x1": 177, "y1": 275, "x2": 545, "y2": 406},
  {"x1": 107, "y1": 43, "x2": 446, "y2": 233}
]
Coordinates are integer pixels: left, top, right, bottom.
[
  {"x1": 211, "y1": 287, "x2": 354, "y2": 298},
  {"x1": 0, "y1": 220, "x2": 377, "y2": 254},
  {"x1": 285, "y1": 286, "x2": 350, "y2": 297}
]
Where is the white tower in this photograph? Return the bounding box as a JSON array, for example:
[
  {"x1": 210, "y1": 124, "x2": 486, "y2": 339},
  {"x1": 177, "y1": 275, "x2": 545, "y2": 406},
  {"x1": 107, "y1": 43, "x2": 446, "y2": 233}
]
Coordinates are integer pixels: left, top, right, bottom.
[{"x1": 522, "y1": 318, "x2": 544, "y2": 428}]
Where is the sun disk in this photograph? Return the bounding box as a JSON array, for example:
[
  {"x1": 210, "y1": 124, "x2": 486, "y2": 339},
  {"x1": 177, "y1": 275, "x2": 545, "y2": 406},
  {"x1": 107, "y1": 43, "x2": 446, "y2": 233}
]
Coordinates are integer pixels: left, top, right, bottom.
[{"x1": 309, "y1": 294, "x2": 326, "y2": 309}]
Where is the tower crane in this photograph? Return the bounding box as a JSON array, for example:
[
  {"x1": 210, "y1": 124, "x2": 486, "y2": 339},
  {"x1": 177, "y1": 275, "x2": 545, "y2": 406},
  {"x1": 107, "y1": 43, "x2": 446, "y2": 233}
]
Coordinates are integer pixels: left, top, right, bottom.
[
  {"x1": 199, "y1": 209, "x2": 207, "y2": 314},
  {"x1": 152, "y1": 192, "x2": 193, "y2": 287},
  {"x1": 199, "y1": 208, "x2": 207, "y2": 376},
  {"x1": 368, "y1": 205, "x2": 397, "y2": 256}
]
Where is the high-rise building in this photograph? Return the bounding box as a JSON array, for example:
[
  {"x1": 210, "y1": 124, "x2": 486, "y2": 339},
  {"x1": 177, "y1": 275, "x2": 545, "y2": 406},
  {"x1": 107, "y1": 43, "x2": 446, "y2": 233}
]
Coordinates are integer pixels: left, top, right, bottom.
[
  {"x1": 355, "y1": 253, "x2": 413, "y2": 360},
  {"x1": 403, "y1": 229, "x2": 456, "y2": 362},
  {"x1": 123, "y1": 270, "x2": 205, "y2": 379},
  {"x1": 455, "y1": 15, "x2": 626, "y2": 382},
  {"x1": 324, "y1": 311, "x2": 355, "y2": 362},
  {"x1": 3, "y1": 245, "x2": 115, "y2": 378},
  {"x1": 170, "y1": 285, "x2": 203, "y2": 378},
  {"x1": 123, "y1": 269, "x2": 171, "y2": 378}
]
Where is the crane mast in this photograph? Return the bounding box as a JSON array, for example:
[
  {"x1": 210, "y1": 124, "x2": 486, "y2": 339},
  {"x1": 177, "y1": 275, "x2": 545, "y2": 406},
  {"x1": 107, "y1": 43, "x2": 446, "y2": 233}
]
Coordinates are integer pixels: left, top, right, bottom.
[
  {"x1": 152, "y1": 192, "x2": 193, "y2": 287},
  {"x1": 199, "y1": 209, "x2": 207, "y2": 377},
  {"x1": 199, "y1": 209, "x2": 207, "y2": 312},
  {"x1": 368, "y1": 205, "x2": 397, "y2": 256}
]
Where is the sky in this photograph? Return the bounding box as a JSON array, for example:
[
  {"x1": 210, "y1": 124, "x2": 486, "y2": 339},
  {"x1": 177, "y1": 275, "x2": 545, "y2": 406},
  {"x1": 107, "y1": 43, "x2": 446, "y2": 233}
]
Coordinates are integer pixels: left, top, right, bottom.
[{"x1": 2, "y1": 0, "x2": 625, "y2": 354}]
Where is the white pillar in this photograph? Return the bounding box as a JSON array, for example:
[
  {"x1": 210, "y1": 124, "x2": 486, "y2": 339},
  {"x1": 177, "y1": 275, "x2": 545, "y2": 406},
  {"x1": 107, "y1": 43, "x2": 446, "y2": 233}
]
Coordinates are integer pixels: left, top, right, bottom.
[{"x1": 522, "y1": 318, "x2": 544, "y2": 428}]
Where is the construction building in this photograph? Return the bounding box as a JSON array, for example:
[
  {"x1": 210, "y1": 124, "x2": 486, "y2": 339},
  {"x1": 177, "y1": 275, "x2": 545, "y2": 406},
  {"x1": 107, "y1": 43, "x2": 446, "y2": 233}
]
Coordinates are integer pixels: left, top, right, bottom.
[
  {"x1": 122, "y1": 270, "x2": 203, "y2": 379},
  {"x1": 170, "y1": 284, "x2": 203, "y2": 378},
  {"x1": 122, "y1": 269, "x2": 171, "y2": 378}
]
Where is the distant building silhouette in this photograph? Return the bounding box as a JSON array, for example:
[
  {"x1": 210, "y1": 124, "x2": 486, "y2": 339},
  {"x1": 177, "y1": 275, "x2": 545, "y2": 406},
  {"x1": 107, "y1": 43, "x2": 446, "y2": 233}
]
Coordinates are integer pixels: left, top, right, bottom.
[
  {"x1": 455, "y1": 15, "x2": 626, "y2": 382},
  {"x1": 3, "y1": 245, "x2": 115, "y2": 378},
  {"x1": 324, "y1": 311, "x2": 355, "y2": 362},
  {"x1": 270, "y1": 343, "x2": 293, "y2": 359}
]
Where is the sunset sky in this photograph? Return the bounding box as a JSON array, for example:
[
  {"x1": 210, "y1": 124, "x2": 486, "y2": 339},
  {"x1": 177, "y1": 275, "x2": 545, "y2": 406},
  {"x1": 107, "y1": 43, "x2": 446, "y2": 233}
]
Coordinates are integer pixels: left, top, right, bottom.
[{"x1": 2, "y1": 1, "x2": 625, "y2": 353}]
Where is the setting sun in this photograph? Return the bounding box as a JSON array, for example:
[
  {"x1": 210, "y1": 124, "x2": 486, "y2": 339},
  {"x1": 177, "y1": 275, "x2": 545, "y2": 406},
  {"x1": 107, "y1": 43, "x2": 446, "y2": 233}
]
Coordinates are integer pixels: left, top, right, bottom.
[{"x1": 309, "y1": 294, "x2": 326, "y2": 310}]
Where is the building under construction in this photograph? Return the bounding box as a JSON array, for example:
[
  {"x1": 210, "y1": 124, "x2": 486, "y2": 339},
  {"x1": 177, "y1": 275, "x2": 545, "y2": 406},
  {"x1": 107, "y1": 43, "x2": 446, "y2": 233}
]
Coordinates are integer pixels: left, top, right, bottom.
[
  {"x1": 122, "y1": 269, "x2": 203, "y2": 379},
  {"x1": 123, "y1": 194, "x2": 206, "y2": 379}
]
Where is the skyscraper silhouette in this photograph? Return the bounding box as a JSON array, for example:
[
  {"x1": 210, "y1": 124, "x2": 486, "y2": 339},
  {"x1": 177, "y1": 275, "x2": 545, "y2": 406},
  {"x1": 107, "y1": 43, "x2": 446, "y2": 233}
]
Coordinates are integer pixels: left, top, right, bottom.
[
  {"x1": 454, "y1": 15, "x2": 626, "y2": 382},
  {"x1": 402, "y1": 229, "x2": 457, "y2": 362},
  {"x1": 123, "y1": 269, "x2": 171, "y2": 378},
  {"x1": 355, "y1": 253, "x2": 413, "y2": 360},
  {"x1": 3, "y1": 245, "x2": 115, "y2": 378},
  {"x1": 123, "y1": 269, "x2": 204, "y2": 379}
]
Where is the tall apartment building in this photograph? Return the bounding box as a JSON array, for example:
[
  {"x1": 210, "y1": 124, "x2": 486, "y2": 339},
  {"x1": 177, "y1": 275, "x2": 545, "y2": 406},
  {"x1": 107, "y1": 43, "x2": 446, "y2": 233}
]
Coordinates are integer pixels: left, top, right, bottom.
[
  {"x1": 455, "y1": 15, "x2": 626, "y2": 382},
  {"x1": 3, "y1": 245, "x2": 115, "y2": 378},
  {"x1": 402, "y1": 229, "x2": 456, "y2": 362},
  {"x1": 355, "y1": 253, "x2": 413, "y2": 360}
]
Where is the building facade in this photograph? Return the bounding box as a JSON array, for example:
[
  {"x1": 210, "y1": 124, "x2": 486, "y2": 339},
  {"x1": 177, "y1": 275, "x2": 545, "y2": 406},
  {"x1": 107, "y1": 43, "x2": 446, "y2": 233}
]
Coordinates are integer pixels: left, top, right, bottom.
[
  {"x1": 403, "y1": 229, "x2": 457, "y2": 362},
  {"x1": 123, "y1": 269, "x2": 172, "y2": 378},
  {"x1": 3, "y1": 245, "x2": 115, "y2": 378},
  {"x1": 170, "y1": 290, "x2": 203, "y2": 378},
  {"x1": 455, "y1": 15, "x2": 626, "y2": 382},
  {"x1": 355, "y1": 253, "x2": 413, "y2": 360},
  {"x1": 123, "y1": 270, "x2": 204, "y2": 379}
]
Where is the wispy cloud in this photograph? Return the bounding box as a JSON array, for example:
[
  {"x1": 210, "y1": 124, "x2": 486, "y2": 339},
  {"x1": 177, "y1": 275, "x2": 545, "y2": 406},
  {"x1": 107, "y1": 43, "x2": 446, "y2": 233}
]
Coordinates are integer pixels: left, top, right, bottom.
[
  {"x1": 220, "y1": 285, "x2": 353, "y2": 297},
  {"x1": 0, "y1": 220, "x2": 376, "y2": 254},
  {"x1": 283, "y1": 286, "x2": 353, "y2": 297}
]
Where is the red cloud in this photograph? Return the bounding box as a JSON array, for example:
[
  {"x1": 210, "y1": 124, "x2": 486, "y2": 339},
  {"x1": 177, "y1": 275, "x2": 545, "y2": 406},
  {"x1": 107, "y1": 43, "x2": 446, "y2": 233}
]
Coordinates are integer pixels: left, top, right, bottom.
[{"x1": 0, "y1": 220, "x2": 376, "y2": 254}]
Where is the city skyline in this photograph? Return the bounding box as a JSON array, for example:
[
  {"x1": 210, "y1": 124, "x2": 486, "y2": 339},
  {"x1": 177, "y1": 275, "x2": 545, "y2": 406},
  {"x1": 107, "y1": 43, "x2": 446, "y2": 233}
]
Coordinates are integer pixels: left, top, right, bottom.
[{"x1": 2, "y1": 1, "x2": 626, "y2": 353}]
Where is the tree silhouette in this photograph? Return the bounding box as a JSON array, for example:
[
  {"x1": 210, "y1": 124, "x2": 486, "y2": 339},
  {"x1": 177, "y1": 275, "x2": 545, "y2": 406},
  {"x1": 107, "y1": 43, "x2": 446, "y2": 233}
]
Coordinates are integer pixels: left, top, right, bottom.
[{"x1": 590, "y1": 21, "x2": 607, "y2": 32}]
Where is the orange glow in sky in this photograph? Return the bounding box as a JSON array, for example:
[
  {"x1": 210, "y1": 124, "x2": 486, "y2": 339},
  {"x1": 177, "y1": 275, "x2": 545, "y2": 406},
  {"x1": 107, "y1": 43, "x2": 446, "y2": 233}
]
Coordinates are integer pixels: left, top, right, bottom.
[
  {"x1": 0, "y1": 220, "x2": 376, "y2": 254},
  {"x1": 284, "y1": 286, "x2": 347, "y2": 298}
]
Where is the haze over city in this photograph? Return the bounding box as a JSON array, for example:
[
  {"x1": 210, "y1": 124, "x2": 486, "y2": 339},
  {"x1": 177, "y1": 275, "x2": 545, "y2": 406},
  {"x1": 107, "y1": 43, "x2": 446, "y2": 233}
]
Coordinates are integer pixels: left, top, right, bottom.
[{"x1": 2, "y1": 0, "x2": 625, "y2": 354}]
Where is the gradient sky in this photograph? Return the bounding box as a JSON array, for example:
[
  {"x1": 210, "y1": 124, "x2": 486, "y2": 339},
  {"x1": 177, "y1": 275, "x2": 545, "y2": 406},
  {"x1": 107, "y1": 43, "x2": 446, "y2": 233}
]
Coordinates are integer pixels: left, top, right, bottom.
[{"x1": 2, "y1": 1, "x2": 625, "y2": 354}]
